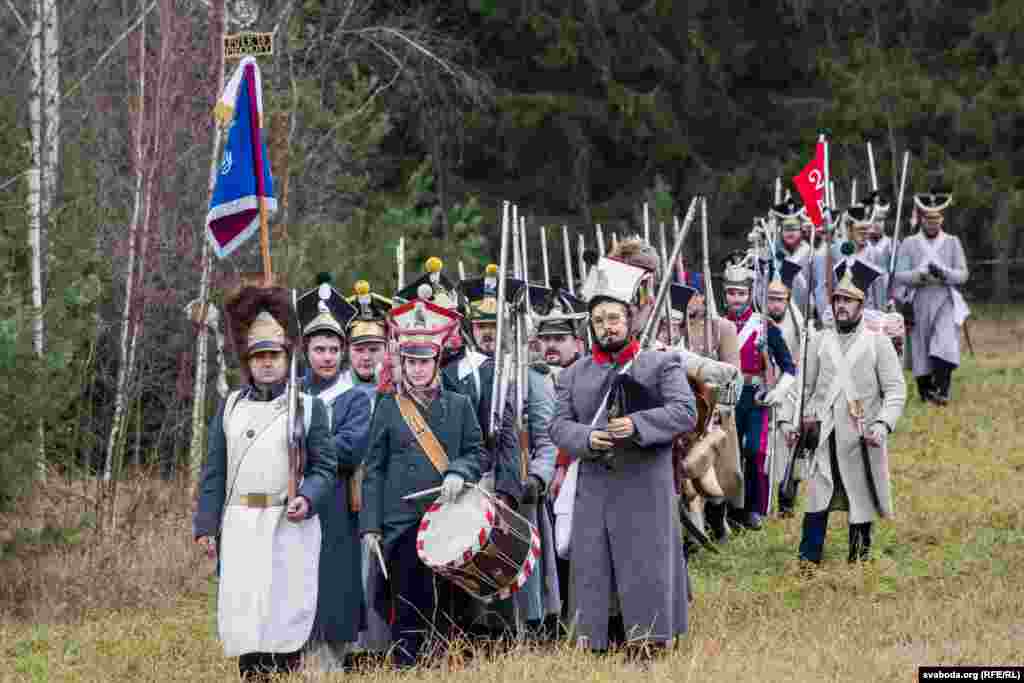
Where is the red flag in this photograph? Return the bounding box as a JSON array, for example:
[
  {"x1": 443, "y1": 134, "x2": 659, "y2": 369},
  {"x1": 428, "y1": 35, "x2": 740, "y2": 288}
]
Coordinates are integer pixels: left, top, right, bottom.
[{"x1": 793, "y1": 137, "x2": 826, "y2": 227}]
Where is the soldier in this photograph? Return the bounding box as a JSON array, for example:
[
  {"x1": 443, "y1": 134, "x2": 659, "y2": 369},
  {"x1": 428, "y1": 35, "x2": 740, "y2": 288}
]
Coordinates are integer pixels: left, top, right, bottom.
[
  {"x1": 342, "y1": 279, "x2": 393, "y2": 662},
  {"x1": 550, "y1": 242, "x2": 694, "y2": 658},
  {"x1": 772, "y1": 199, "x2": 814, "y2": 312},
  {"x1": 797, "y1": 259, "x2": 906, "y2": 566},
  {"x1": 892, "y1": 190, "x2": 970, "y2": 405},
  {"x1": 722, "y1": 253, "x2": 796, "y2": 530},
  {"x1": 397, "y1": 260, "x2": 521, "y2": 642},
  {"x1": 193, "y1": 286, "x2": 336, "y2": 680},
  {"x1": 295, "y1": 277, "x2": 372, "y2": 672},
  {"x1": 762, "y1": 259, "x2": 808, "y2": 517},
  {"x1": 813, "y1": 203, "x2": 888, "y2": 328},
  {"x1": 359, "y1": 296, "x2": 484, "y2": 668}
]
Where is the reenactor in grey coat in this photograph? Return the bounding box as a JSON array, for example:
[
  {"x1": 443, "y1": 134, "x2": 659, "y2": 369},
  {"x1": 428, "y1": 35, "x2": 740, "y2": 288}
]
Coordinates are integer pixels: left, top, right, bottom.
[{"x1": 550, "y1": 242, "x2": 696, "y2": 656}]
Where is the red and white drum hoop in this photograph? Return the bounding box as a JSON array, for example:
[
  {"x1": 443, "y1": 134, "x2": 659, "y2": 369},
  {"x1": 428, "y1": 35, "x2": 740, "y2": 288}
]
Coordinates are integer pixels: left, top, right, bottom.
[{"x1": 416, "y1": 484, "x2": 540, "y2": 603}]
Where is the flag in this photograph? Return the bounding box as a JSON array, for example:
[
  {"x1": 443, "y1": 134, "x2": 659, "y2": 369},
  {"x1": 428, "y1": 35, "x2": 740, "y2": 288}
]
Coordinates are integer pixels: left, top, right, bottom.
[
  {"x1": 793, "y1": 135, "x2": 826, "y2": 227},
  {"x1": 206, "y1": 57, "x2": 276, "y2": 259}
]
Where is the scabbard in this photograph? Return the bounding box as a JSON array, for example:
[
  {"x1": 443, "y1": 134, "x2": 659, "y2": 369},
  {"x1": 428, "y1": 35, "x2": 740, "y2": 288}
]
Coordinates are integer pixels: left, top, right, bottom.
[{"x1": 859, "y1": 436, "x2": 883, "y2": 514}]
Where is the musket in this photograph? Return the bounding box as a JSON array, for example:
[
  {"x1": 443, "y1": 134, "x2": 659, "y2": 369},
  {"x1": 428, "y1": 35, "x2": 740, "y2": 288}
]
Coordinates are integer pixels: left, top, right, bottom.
[
  {"x1": 458, "y1": 260, "x2": 467, "y2": 282},
  {"x1": 867, "y1": 141, "x2": 879, "y2": 192},
  {"x1": 562, "y1": 225, "x2": 575, "y2": 296},
  {"x1": 657, "y1": 219, "x2": 675, "y2": 347},
  {"x1": 823, "y1": 139, "x2": 835, "y2": 304},
  {"x1": 639, "y1": 196, "x2": 699, "y2": 348},
  {"x1": 774, "y1": 177, "x2": 782, "y2": 205},
  {"x1": 517, "y1": 216, "x2": 532, "y2": 482},
  {"x1": 577, "y1": 233, "x2": 587, "y2": 283},
  {"x1": 396, "y1": 237, "x2": 405, "y2": 291},
  {"x1": 490, "y1": 201, "x2": 511, "y2": 443},
  {"x1": 781, "y1": 225, "x2": 818, "y2": 503},
  {"x1": 540, "y1": 225, "x2": 551, "y2": 288},
  {"x1": 287, "y1": 288, "x2": 303, "y2": 502},
  {"x1": 886, "y1": 151, "x2": 911, "y2": 307},
  {"x1": 851, "y1": 178, "x2": 858, "y2": 205},
  {"x1": 643, "y1": 202, "x2": 651, "y2": 244},
  {"x1": 701, "y1": 198, "x2": 715, "y2": 354},
  {"x1": 596, "y1": 224, "x2": 606, "y2": 256}
]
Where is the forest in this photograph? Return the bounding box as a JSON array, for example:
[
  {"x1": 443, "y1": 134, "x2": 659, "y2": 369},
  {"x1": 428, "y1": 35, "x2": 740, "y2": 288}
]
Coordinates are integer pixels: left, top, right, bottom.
[{"x1": 0, "y1": 0, "x2": 1021, "y2": 503}]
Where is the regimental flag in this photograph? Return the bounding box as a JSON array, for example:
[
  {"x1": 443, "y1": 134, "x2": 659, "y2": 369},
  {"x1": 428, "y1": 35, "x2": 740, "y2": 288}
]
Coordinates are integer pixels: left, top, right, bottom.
[
  {"x1": 206, "y1": 57, "x2": 276, "y2": 259},
  {"x1": 793, "y1": 135, "x2": 827, "y2": 227}
]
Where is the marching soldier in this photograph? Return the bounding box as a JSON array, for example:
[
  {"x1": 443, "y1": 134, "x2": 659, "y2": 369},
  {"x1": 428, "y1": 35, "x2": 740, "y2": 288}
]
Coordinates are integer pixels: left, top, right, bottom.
[
  {"x1": 723, "y1": 253, "x2": 796, "y2": 530},
  {"x1": 550, "y1": 240, "x2": 694, "y2": 657},
  {"x1": 193, "y1": 286, "x2": 336, "y2": 680},
  {"x1": 813, "y1": 203, "x2": 888, "y2": 327},
  {"x1": 342, "y1": 279, "x2": 393, "y2": 661},
  {"x1": 772, "y1": 199, "x2": 814, "y2": 312},
  {"x1": 797, "y1": 259, "x2": 906, "y2": 565},
  {"x1": 295, "y1": 277, "x2": 372, "y2": 672},
  {"x1": 763, "y1": 259, "x2": 809, "y2": 517},
  {"x1": 892, "y1": 190, "x2": 970, "y2": 405},
  {"x1": 359, "y1": 296, "x2": 485, "y2": 668}
]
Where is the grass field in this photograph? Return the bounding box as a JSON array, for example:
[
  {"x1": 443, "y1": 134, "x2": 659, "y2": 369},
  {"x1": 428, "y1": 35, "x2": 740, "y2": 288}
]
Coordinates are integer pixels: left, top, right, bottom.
[{"x1": 2, "y1": 314, "x2": 1022, "y2": 682}]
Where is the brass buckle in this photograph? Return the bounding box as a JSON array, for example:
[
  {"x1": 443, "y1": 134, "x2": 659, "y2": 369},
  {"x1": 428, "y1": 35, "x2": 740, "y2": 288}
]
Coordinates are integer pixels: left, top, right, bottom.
[{"x1": 240, "y1": 493, "x2": 276, "y2": 508}]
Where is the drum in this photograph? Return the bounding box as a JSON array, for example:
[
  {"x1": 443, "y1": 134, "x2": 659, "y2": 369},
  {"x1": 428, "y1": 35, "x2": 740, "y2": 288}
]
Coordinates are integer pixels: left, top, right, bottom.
[{"x1": 416, "y1": 484, "x2": 540, "y2": 604}]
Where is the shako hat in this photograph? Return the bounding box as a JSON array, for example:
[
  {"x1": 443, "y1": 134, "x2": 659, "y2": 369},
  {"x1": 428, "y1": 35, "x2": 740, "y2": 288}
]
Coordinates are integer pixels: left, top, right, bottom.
[
  {"x1": 766, "y1": 258, "x2": 803, "y2": 298},
  {"x1": 721, "y1": 251, "x2": 755, "y2": 291},
  {"x1": 395, "y1": 257, "x2": 464, "y2": 313},
  {"x1": 833, "y1": 257, "x2": 883, "y2": 302},
  {"x1": 535, "y1": 278, "x2": 587, "y2": 337},
  {"x1": 297, "y1": 273, "x2": 356, "y2": 340},
  {"x1": 346, "y1": 279, "x2": 391, "y2": 344},
  {"x1": 388, "y1": 297, "x2": 462, "y2": 359}
]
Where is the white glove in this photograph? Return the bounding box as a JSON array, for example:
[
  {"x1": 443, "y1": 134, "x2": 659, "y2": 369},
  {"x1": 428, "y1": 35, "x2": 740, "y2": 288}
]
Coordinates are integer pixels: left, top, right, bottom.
[
  {"x1": 762, "y1": 373, "x2": 795, "y2": 407},
  {"x1": 439, "y1": 473, "x2": 465, "y2": 503},
  {"x1": 865, "y1": 422, "x2": 888, "y2": 447}
]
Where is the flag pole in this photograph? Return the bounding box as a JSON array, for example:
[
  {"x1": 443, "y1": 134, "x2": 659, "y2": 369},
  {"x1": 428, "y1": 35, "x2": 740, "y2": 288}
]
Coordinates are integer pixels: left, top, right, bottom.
[{"x1": 260, "y1": 196, "x2": 272, "y2": 286}]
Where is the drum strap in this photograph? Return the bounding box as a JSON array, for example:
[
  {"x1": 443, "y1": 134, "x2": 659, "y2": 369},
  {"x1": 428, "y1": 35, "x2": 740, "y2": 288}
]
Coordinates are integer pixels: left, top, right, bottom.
[{"x1": 396, "y1": 395, "x2": 450, "y2": 474}]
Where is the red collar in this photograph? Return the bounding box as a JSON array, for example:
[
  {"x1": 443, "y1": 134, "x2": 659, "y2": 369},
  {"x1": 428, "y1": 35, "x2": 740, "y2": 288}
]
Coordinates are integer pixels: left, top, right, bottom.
[
  {"x1": 592, "y1": 339, "x2": 640, "y2": 367},
  {"x1": 726, "y1": 305, "x2": 754, "y2": 324}
]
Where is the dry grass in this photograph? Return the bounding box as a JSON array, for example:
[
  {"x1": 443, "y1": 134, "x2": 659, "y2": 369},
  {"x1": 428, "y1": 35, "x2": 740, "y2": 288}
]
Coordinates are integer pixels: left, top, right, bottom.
[{"x1": 1, "y1": 314, "x2": 1022, "y2": 682}]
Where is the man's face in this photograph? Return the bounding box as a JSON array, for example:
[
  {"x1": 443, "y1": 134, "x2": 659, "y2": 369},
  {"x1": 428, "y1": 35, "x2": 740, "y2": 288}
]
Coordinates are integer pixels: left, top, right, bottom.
[
  {"x1": 833, "y1": 294, "x2": 863, "y2": 323},
  {"x1": 688, "y1": 294, "x2": 706, "y2": 320},
  {"x1": 782, "y1": 227, "x2": 802, "y2": 250},
  {"x1": 539, "y1": 333, "x2": 580, "y2": 367},
  {"x1": 591, "y1": 301, "x2": 630, "y2": 350},
  {"x1": 471, "y1": 321, "x2": 497, "y2": 355},
  {"x1": 766, "y1": 294, "x2": 788, "y2": 321},
  {"x1": 850, "y1": 223, "x2": 868, "y2": 248},
  {"x1": 349, "y1": 341, "x2": 385, "y2": 381},
  {"x1": 725, "y1": 287, "x2": 750, "y2": 316},
  {"x1": 867, "y1": 221, "x2": 884, "y2": 243},
  {"x1": 248, "y1": 349, "x2": 288, "y2": 385},
  {"x1": 922, "y1": 211, "x2": 943, "y2": 237},
  {"x1": 307, "y1": 334, "x2": 342, "y2": 381},
  {"x1": 403, "y1": 356, "x2": 437, "y2": 387}
]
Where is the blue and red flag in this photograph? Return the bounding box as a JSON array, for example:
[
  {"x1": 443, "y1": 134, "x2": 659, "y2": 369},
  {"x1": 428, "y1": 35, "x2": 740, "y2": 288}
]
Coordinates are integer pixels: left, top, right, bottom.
[{"x1": 206, "y1": 57, "x2": 276, "y2": 259}]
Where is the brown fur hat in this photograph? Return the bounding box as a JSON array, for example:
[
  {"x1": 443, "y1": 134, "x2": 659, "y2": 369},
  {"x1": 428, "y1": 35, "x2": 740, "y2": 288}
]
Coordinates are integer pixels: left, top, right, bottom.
[
  {"x1": 608, "y1": 237, "x2": 660, "y2": 274},
  {"x1": 224, "y1": 286, "x2": 297, "y2": 380}
]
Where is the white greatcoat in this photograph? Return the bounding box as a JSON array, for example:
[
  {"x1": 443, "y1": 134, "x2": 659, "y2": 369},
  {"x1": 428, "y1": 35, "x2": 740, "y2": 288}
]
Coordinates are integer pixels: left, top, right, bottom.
[
  {"x1": 218, "y1": 393, "x2": 322, "y2": 657},
  {"x1": 769, "y1": 304, "x2": 811, "y2": 494},
  {"x1": 892, "y1": 230, "x2": 970, "y2": 376},
  {"x1": 802, "y1": 321, "x2": 906, "y2": 524}
]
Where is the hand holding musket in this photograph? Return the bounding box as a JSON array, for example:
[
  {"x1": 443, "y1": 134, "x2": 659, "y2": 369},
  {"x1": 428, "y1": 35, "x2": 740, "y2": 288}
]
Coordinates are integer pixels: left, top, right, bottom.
[{"x1": 287, "y1": 288, "x2": 304, "y2": 504}]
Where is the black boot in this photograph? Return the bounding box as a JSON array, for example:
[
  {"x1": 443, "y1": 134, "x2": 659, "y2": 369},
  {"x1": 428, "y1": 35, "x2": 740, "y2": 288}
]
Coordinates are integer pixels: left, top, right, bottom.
[
  {"x1": 915, "y1": 375, "x2": 934, "y2": 404},
  {"x1": 934, "y1": 368, "x2": 952, "y2": 405},
  {"x1": 848, "y1": 523, "x2": 873, "y2": 562},
  {"x1": 705, "y1": 501, "x2": 729, "y2": 542}
]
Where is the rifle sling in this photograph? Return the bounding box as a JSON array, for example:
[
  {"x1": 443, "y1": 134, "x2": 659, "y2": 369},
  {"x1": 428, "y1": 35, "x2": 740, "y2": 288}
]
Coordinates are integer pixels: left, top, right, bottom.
[{"x1": 396, "y1": 395, "x2": 450, "y2": 475}]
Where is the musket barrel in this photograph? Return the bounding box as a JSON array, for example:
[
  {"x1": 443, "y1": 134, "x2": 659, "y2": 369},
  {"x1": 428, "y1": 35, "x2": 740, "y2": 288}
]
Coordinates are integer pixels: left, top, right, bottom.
[
  {"x1": 540, "y1": 225, "x2": 551, "y2": 288},
  {"x1": 562, "y1": 225, "x2": 575, "y2": 295},
  {"x1": 491, "y1": 202, "x2": 511, "y2": 438},
  {"x1": 640, "y1": 196, "x2": 699, "y2": 347}
]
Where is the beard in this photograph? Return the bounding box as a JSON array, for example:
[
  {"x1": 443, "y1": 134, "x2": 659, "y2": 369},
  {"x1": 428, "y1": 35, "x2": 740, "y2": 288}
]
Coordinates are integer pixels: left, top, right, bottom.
[{"x1": 595, "y1": 333, "x2": 629, "y2": 353}]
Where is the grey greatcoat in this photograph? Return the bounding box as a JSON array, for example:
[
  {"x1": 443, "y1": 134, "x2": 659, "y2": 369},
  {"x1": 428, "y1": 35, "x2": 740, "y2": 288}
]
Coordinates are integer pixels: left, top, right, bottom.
[
  {"x1": 892, "y1": 231, "x2": 970, "y2": 376},
  {"x1": 769, "y1": 305, "x2": 811, "y2": 492},
  {"x1": 802, "y1": 322, "x2": 906, "y2": 524},
  {"x1": 550, "y1": 350, "x2": 696, "y2": 650}
]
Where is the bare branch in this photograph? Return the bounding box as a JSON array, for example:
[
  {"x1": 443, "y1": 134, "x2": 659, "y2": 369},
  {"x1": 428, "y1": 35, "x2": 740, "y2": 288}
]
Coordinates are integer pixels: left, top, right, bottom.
[
  {"x1": 4, "y1": 0, "x2": 26, "y2": 32},
  {"x1": 63, "y1": 0, "x2": 158, "y2": 100}
]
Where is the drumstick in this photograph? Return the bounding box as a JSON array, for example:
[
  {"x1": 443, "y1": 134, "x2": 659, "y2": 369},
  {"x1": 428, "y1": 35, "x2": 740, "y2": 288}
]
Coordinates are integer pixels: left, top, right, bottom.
[
  {"x1": 401, "y1": 486, "x2": 443, "y2": 502},
  {"x1": 373, "y1": 541, "x2": 388, "y2": 581}
]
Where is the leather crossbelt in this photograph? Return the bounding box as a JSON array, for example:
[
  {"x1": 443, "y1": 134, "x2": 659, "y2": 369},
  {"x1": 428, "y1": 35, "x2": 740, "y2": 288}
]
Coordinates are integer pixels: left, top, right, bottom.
[{"x1": 396, "y1": 395, "x2": 450, "y2": 474}]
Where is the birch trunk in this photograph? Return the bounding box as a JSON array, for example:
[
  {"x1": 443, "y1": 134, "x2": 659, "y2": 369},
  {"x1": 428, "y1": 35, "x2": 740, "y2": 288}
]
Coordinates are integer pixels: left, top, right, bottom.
[
  {"x1": 188, "y1": 0, "x2": 226, "y2": 486},
  {"x1": 104, "y1": 0, "x2": 147, "y2": 482}
]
